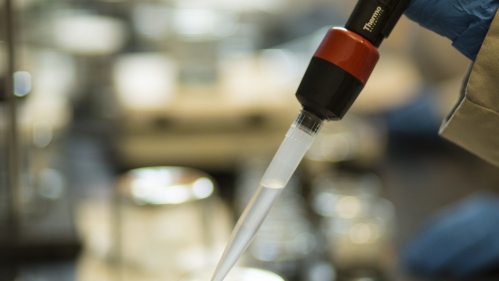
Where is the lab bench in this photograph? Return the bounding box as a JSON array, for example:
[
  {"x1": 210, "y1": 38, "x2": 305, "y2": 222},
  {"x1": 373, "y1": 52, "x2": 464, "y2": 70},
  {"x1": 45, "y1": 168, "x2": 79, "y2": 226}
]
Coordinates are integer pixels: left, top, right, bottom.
[{"x1": 8, "y1": 133, "x2": 499, "y2": 281}]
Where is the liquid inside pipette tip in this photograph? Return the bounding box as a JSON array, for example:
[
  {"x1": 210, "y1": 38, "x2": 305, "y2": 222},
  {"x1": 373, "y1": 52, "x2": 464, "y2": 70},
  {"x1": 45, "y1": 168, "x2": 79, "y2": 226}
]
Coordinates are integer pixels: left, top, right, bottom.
[{"x1": 210, "y1": 110, "x2": 323, "y2": 281}]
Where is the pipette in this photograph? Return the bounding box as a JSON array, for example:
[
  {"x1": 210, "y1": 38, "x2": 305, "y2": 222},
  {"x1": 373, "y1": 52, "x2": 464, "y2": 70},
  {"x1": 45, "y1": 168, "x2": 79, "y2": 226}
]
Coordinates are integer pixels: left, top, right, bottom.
[
  {"x1": 211, "y1": 1, "x2": 411, "y2": 280},
  {"x1": 211, "y1": 110, "x2": 322, "y2": 281}
]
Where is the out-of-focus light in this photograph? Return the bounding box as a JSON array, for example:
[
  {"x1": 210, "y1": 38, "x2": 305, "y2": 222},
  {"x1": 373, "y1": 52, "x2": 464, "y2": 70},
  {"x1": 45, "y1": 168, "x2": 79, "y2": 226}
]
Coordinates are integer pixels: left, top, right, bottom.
[
  {"x1": 192, "y1": 177, "x2": 214, "y2": 199},
  {"x1": 32, "y1": 121, "x2": 52, "y2": 148},
  {"x1": 258, "y1": 49, "x2": 300, "y2": 85},
  {"x1": 38, "y1": 168, "x2": 65, "y2": 199},
  {"x1": 128, "y1": 167, "x2": 214, "y2": 205},
  {"x1": 131, "y1": 181, "x2": 191, "y2": 205},
  {"x1": 14, "y1": 71, "x2": 31, "y2": 97},
  {"x1": 349, "y1": 223, "x2": 371, "y2": 244},
  {"x1": 132, "y1": 4, "x2": 172, "y2": 39},
  {"x1": 331, "y1": 217, "x2": 353, "y2": 234},
  {"x1": 250, "y1": 0, "x2": 286, "y2": 13},
  {"x1": 314, "y1": 192, "x2": 338, "y2": 216},
  {"x1": 295, "y1": 232, "x2": 317, "y2": 255},
  {"x1": 335, "y1": 196, "x2": 362, "y2": 218},
  {"x1": 307, "y1": 132, "x2": 358, "y2": 163},
  {"x1": 53, "y1": 13, "x2": 127, "y2": 55},
  {"x1": 173, "y1": 8, "x2": 217, "y2": 36},
  {"x1": 35, "y1": 51, "x2": 76, "y2": 96},
  {"x1": 308, "y1": 262, "x2": 336, "y2": 281},
  {"x1": 155, "y1": 185, "x2": 190, "y2": 204},
  {"x1": 233, "y1": 268, "x2": 284, "y2": 281},
  {"x1": 172, "y1": 8, "x2": 237, "y2": 39},
  {"x1": 251, "y1": 241, "x2": 279, "y2": 261},
  {"x1": 349, "y1": 223, "x2": 380, "y2": 244},
  {"x1": 21, "y1": 50, "x2": 75, "y2": 135},
  {"x1": 172, "y1": 0, "x2": 286, "y2": 13},
  {"x1": 181, "y1": 267, "x2": 284, "y2": 281},
  {"x1": 113, "y1": 53, "x2": 176, "y2": 110},
  {"x1": 321, "y1": 133, "x2": 356, "y2": 162}
]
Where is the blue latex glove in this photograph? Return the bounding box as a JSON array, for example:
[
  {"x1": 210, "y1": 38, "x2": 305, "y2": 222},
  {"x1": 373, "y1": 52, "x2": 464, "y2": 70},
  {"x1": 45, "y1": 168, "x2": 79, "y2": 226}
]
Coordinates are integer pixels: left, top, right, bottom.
[
  {"x1": 404, "y1": 0, "x2": 499, "y2": 61},
  {"x1": 403, "y1": 192, "x2": 499, "y2": 278}
]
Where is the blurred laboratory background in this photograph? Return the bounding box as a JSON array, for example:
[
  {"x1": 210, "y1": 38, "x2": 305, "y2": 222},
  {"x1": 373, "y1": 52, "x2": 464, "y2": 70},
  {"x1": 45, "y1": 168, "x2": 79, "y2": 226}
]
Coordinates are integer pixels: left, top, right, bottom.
[{"x1": 1, "y1": 0, "x2": 499, "y2": 280}]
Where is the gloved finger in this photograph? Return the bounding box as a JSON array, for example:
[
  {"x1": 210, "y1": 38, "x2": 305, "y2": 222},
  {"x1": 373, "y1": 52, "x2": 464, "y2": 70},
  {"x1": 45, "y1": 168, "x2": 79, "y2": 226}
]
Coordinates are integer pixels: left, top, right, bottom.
[
  {"x1": 404, "y1": 0, "x2": 499, "y2": 60},
  {"x1": 403, "y1": 216, "x2": 482, "y2": 277},
  {"x1": 403, "y1": 193, "x2": 499, "y2": 276},
  {"x1": 445, "y1": 202, "x2": 499, "y2": 277},
  {"x1": 404, "y1": 0, "x2": 470, "y2": 40},
  {"x1": 425, "y1": 193, "x2": 499, "y2": 225},
  {"x1": 448, "y1": 230, "x2": 499, "y2": 278}
]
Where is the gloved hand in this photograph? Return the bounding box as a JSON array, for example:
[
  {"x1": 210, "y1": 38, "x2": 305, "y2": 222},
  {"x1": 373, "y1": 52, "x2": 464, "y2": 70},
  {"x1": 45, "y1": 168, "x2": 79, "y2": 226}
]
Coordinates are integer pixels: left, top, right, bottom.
[
  {"x1": 402, "y1": 193, "x2": 499, "y2": 277},
  {"x1": 402, "y1": 192, "x2": 499, "y2": 278},
  {"x1": 404, "y1": 0, "x2": 499, "y2": 61}
]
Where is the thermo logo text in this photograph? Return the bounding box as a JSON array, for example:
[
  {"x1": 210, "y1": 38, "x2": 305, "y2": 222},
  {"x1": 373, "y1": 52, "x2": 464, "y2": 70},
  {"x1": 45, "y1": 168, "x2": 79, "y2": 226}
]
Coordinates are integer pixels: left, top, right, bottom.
[{"x1": 363, "y1": 6, "x2": 384, "y2": 32}]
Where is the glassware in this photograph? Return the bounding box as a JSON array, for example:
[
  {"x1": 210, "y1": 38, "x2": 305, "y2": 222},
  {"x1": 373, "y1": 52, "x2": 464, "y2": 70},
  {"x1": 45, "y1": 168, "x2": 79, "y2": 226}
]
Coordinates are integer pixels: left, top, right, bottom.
[
  {"x1": 311, "y1": 172, "x2": 395, "y2": 278},
  {"x1": 113, "y1": 166, "x2": 231, "y2": 281},
  {"x1": 234, "y1": 156, "x2": 316, "y2": 279},
  {"x1": 181, "y1": 267, "x2": 285, "y2": 281},
  {"x1": 171, "y1": 7, "x2": 238, "y2": 88}
]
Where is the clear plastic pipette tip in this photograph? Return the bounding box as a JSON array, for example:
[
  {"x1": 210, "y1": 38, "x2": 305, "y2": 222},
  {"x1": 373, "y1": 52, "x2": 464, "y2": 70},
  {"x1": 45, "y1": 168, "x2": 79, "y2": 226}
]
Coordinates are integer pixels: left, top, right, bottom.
[{"x1": 210, "y1": 110, "x2": 323, "y2": 281}]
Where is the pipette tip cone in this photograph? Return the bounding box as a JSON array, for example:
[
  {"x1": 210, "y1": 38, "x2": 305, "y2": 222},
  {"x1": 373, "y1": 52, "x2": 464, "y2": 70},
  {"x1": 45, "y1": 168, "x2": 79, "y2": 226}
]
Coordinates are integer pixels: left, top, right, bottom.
[{"x1": 209, "y1": 110, "x2": 323, "y2": 281}]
